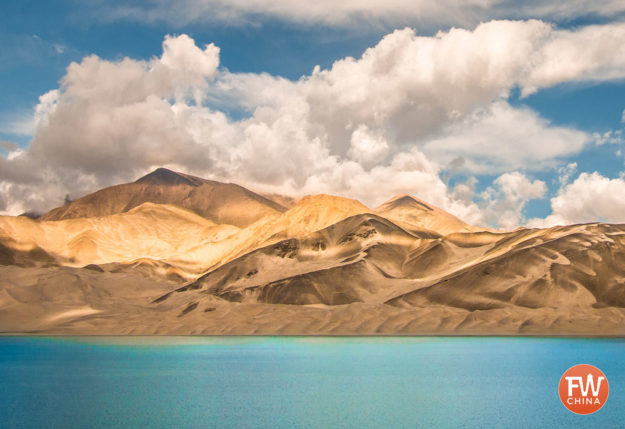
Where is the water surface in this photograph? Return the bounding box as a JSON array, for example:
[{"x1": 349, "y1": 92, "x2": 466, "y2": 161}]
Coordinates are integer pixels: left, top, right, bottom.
[{"x1": 0, "y1": 336, "x2": 622, "y2": 428}]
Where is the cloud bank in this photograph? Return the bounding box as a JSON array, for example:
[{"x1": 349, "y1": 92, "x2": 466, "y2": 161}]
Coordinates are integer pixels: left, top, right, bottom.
[
  {"x1": 3, "y1": 20, "x2": 625, "y2": 227},
  {"x1": 107, "y1": 0, "x2": 625, "y2": 28},
  {"x1": 529, "y1": 173, "x2": 625, "y2": 227}
]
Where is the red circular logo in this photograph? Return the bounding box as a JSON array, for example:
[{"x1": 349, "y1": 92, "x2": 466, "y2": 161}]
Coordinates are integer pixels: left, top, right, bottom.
[{"x1": 559, "y1": 364, "x2": 609, "y2": 415}]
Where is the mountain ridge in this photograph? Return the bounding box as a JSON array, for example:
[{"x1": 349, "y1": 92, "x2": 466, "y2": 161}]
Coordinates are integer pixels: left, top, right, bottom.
[
  {"x1": 2, "y1": 169, "x2": 624, "y2": 335},
  {"x1": 40, "y1": 168, "x2": 287, "y2": 227}
]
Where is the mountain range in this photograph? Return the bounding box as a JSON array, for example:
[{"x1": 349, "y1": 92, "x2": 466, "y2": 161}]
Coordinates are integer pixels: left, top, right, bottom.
[{"x1": 1, "y1": 168, "x2": 624, "y2": 335}]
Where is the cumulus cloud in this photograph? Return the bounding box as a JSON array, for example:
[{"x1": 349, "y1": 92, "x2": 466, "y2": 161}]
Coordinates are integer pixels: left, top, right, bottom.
[
  {"x1": 347, "y1": 125, "x2": 390, "y2": 167},
  {"x1": 520, "y1": 23, "x2": 625, "y2": 96},
  {"x1": 105, "y1": 0, "x2": 625, "y2": 28},
  {"x1": 160, "y1": 34, "x2": 220, "y2": 78},
  {"x1": 593, "y1": 129, "x2": 624, "y2": 146},
  {"x1": 481, "y1": 172, "x2": 547, "y2": 229},
  {"x1": 423, "y1": 101, "x2": 588, "y2": 174},
  {"x1": 1, "y1": 34, "x2": 221, "y2": 213},
  {"x1": 3, "y1": 21, "x2": 625, "y2": 227},
  {"x1": 529, "y1": 172, "x2": 625, "y2": 227},
  {"x1": 557, "y1": 162, "x2": 577, "y2": 186}
]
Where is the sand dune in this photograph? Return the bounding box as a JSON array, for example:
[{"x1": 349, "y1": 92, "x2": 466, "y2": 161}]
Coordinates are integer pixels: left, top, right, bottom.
[{"x1": 1, "y1": 170, "x2": 624, "y2": 335}]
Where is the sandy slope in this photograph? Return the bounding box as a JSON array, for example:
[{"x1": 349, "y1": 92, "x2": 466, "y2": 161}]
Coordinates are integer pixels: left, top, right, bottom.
[{"x1": 1, "y1": 170, "x2": 624, "y2": 335}]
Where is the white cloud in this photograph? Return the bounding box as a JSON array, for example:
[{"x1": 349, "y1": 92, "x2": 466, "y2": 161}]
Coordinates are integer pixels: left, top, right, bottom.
[
  {"x1": 160, "y1": 34, "x2": 220, "y2": 104},
  {"x1": 105, "y1": 0, "x2": 625, "y2": 28},
  {"x1": 297, "y1": 22, "x2": 555, "y2": 151},
  {"x1": 481, "y1": 172, "x2": 547, "y2": 229},
  {"x1": 520, "y1": 23, "x2": 625, "y2": 96},
  {"x1": 423, "y1": 101, "x2": 588, "y2": 174},
  {"x1": 451, "y1": 177, "x2": 478, "y2": 204},
  {"x1": 160, "y1": 34, "x2": 220, "y2": 78},
  {"x1": 495, "y1": 171, "x2": 547, "y2": 201},
  {"x1": 557, "y1": 162, "x2": 577, "y2": 186},
  {"x1": 33, "y1": 90, "x2": 59, "y2": 130},
  {"x1": 529, "y1": 172, "x2": 625, "y2": 227},
  {"x1": 3, "y1": 21, "x2": 625, "y2": 228},
  {"x1": 347, "y1": 125, "x2": 389, "y2": 167},
  {"x1": 593, "y1": 129, "x2": 624, "y2": 146}
]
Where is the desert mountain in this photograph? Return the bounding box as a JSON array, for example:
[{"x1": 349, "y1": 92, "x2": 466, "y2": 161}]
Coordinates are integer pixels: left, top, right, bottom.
[
  {"x1": 261, "y1": 193, "x2": 299, "y2": 209},
  {"x1": 156, "y1": 213, "x2": 439, "y2": 307},
  {"x1": 0, "y1": 193, "x2": 370, "y2": 277},
  {"x1": 175, "y1": 194, "x2": 372, "y2": 271},
  {"x1": 1, "y1": 170, "x2": 624, "y2": 335},
  {"x1": 40, "y1": 168, "x2": 286, "y2": 227},
  {"x1": 0, "y1": 203, "x2": 238, "y2": 272},
  {"x1": 150, "y1": 220, "x2": 625, "y2": 334},
  {"x1": 389, "y1": 223, "x2": 625, "y2": 311},
  {"x1": 375, "y1": 194, "x2": 476, "y2": 235}
]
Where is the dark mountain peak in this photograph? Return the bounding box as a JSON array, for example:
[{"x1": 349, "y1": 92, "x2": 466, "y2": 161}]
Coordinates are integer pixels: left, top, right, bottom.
[
  {"x1": 380, "y1": 194, "x2": 434, "y2": 212},
  {"x1": 40, "y1": 167, "x2": 286, "y2": 226},
  {"x1": 19, "y1": 211, "x2": 41, "y2": 220},
  {"x1": 135, "y1": 168, "x2": 203, "y2": 187}
]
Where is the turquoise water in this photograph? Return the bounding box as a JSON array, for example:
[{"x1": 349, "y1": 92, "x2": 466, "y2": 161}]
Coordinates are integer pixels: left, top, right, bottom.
[{"x1": 0, "y1": 337, "x2": 622, "y2": 428}]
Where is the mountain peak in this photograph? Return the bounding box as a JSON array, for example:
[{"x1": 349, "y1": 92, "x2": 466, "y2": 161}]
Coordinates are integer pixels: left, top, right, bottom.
[
  {"x1": 40, "y1": 168, "x2": 285, "y2": 226},
  {"x1": 378, "y1": 194, "x2": 434, "y2": 212},
  {"x1": 294, "y1": 194, "x2": 369, "y2": 209},
  {"x1": 374, "y1": 194, "x2": 475, "y2": 235},
  {"x1": 135, "y1": 168, "x2": 202, "y2": 187}
]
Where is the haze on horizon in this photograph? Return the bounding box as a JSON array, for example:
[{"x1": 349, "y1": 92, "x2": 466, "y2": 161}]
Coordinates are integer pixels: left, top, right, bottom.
[{"x1": 2, "y1": 1, "x2": 625, "y2": 229}]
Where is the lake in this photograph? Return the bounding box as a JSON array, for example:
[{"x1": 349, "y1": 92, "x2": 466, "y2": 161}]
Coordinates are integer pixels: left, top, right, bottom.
[{"x1": 0, "y1": 337, "x2": 622, "y2": 428}]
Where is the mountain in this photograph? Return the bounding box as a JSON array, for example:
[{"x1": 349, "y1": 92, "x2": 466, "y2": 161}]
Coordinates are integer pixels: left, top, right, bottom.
[
  {"x1": 388, "y1": 223, "x2": 625, "y2": 311},
  {"x1": 2, "y1": 171, "x2": 625, "y2": 335},
  {"x1": 155, "y1": 213, "x2": 439, "y2": 307},
  {"x1": 40, "y1": 168, "x2": 286, "y2": 227},
  {"x1": 0, "y1": 202, "x2": 238, "y2": 273},
  {"x1": 261, "y1": 193, "x2": 299, "y2": 209},
  {"x1": 0, "y1": 193, "x2": 370, "y2": 277},
  {"x1": 148, "y1": 220, "x2": 625, "y2": 335},
  {"x1": 375, "y1": 194, "x2": 476, "y2": 235},
  {"x1": 169, "y1": 193, "x2": 373, "y2": 272}
]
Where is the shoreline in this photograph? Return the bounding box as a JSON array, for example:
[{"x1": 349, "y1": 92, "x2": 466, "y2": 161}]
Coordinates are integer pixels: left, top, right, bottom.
[{"x1": 2, "y1": 333, "x2": 624, "y2": 338}]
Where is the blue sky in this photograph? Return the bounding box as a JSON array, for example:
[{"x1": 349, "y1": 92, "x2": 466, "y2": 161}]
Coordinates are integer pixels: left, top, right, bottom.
[
  {"x1": 0, "y1": 0, "x2": 387, "y2": 131},
  {"x1": 2, "y1": 1, "x2": 625, "y2": 228}
]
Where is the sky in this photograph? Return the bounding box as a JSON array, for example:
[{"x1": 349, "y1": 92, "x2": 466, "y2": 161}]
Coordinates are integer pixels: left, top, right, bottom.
[{"x1": 2, "y1": 0, "x2": 625, "y2": 229}]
